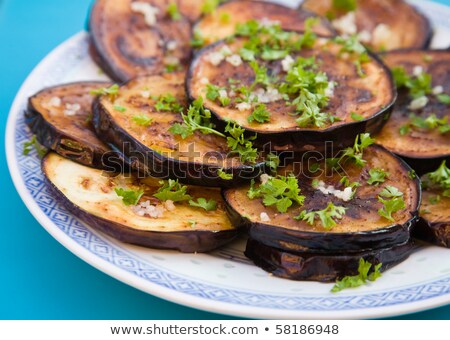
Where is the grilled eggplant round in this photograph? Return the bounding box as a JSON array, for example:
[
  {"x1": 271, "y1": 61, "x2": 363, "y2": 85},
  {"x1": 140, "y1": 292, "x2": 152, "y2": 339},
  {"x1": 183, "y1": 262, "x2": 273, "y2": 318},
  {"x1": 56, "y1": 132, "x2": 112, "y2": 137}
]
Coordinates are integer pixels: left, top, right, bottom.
[
  {"x1": 301, "y1": 0, "x2": 431, "y2": 51},
  {"x1": 25, "y1": 82, "x2": 120, "y2": 170},
  {"x1": 375, "y1": 50, "x2": 450, "y2": 175},
  {"x1": 93, "y1": 72, "x2": 265, "y2": 187},
  {"x1": 43, "y1": 152, "x2": 239, "y2": 253},
  {"x1": 245, "y1": 238, "x2": 415, "y2": 282},
  {"x1": 187, "y1": 34, "x2": 396, "y2": 152},
  {"x1": 193, "y1": 0, "x2": 335, "y2": 47},
  {"x1": 223, "y1": 144, "x2": 421, "y2": 253},
  {"x1": 415, "y1": 191, "x2": 450, "y2": 248},
  {"x1": 89, "y1": 0, "x2": 193, "y2": 82}
]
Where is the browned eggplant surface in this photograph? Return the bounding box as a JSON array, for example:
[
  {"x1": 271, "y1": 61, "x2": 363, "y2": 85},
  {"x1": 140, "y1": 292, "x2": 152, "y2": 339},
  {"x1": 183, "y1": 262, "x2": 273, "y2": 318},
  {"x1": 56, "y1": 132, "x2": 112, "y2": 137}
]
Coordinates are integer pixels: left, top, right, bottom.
[
  {"x1": 245, "y1": 238, "x2": 415, "y2": 282},
  {"x1": 375, "y1": 50, "x2": 450, "y2": 175},
  {"x1": 224, "y1": 144, "x2": 421, "y2": 253},
  {"x1": 193, "y1": 0, "x2": 335, "y2": 46},
  {"x1": 188, "y1": 32, "x2": 395, "y2": 151},
  {"x1": 89, "y1": 0, "x2": 193, "y2": 82},
  {"x1": 42, "y1": 152, "x2": 239, "y2": 253},
  {"x1": 26, "y1": 82, "x2": 119, "y2": 169},
  {"x1": 93, "y1": 72, "x2": 265, "y2": 187},
  {"x1": 301, "y1": 0, "x2": 431, "y2": 51}
]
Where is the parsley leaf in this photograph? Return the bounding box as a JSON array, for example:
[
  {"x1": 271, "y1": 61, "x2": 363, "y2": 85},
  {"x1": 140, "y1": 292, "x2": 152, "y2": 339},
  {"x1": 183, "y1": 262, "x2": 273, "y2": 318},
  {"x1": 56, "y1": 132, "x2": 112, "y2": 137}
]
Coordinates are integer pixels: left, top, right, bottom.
[
  {"x1": 437, "y1": 93, "x2": 450, "y2": 105},
  {"x1": 327, "y1": 133, "x2": 375, "y2": 169},
  {"x1": 132, "y1": 114, "x2": 153, "y2": 126},
  {"x1": 90, "y1": 84, "x2": 119, "y2": 101},
  {"x1": 154, "y1": 93, "x2": 183, "y2": 113},
  {"x1": 422, "y1": 161, "x2": 450, "y2": 197},
  {"x1": 153, "y1": 179, "x2": 192, "y2": 202},
  {"x1": 114, "y1": 105, "x2": 126, "y2": 112},
  {"x1": 218, "y1": 168, "x2": 233, "y2": 180},
  {"x1": 350, "y1": 112, "x2": 364, "y2": 121},
  {"x1": 399, "y1": 113, "x2": 450, "y2": 135},
  {"x1": 391, "y1": 66, "x2": 432, "y2": 99},
  {"x1": 377, "y1": 186, "x2": 405, "y2": 222},
  {"x1": 247, "y1": 175, "x2": 305, "y2": 213},
  {"x1": 331, "y1": 258, "x2": 382, "y2": 293},
  {"x1": 201, "y1": 0, "x2": 224, "y2": 14},
  {"x1": 23, "y1": 135, "x2": 47, "y2": 158},
  {"x1": 206, "y1": 84, "x2": 230, "y2": 106},
  {"x1": 265, "y1": 153, "x2": 280, "y2": 174},
  {"x1": 225, "y1": 121, "x2": 258, "y2": 163},
  {"x1": 189, "y1": 198, "x2": 217, "y2": 211},
  {"x1": 115, "y1": 187, "x2": 144, "y2": 206},
  {"x1": 367, "y1": 168, "x2": 389, "y2": 186},
  {"x1": 248, "y1": 103, "x2": 270, "y2": 123},
  {"x1": 167, "y1": 2, "x2": 181, "y2": 20},
  {"x1": 295, "y1": 202, "x2": 347, "y2": 230},
  {"x1": 191, "y1": 29, "x2": 205, "y2": 48},
  {"x1": 332, "y1": 0, "x2": 357, "y2": 12}
]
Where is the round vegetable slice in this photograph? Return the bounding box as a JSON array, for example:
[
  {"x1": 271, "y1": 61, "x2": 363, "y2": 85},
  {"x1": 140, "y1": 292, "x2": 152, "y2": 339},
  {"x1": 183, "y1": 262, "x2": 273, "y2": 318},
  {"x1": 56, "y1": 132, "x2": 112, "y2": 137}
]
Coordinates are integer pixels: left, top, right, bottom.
[
  {"x1": 223, "y1": 143, "x2": 421, "y2": 253},
  {"x1": 187, "y1": 31, "x2": 396, "y2": 152},
  {"x1": 89, "y1": 0, "x2": 192, "y2": 82},
  {"x1": 193, "y1": 0, "x2": 335, "y2": 47},
  {"x1": 301, "y1": 0, "x2": 431, "y2": 51},
  {"x1": 25, "y1": 82, "x2": 119, "y2": 169},
  {"x1": 93, "y1": 72, "x2": 265, "y2": 187},
  {"x1": 245, "y1": 238, "x2": 415, "y2": 282},
  {"x1": 42, "y1": 152, "x2": 239, "y2": 253},
  {"x1": 375, "y1": 50, "x2": 450, "y2": 175}
]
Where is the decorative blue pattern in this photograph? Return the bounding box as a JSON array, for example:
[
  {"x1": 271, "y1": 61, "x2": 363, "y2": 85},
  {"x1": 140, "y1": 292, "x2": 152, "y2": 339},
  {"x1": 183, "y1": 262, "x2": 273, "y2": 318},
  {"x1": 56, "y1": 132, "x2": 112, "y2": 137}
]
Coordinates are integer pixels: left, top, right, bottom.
[{"x1": 10, "y1": 0, "x2": 450, "y2": 313}]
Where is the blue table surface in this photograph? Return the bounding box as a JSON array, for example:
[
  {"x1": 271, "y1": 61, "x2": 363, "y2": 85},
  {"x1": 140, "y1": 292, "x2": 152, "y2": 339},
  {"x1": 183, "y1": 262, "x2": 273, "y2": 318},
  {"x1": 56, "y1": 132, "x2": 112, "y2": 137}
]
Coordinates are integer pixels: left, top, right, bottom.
[{"x1": 1, "y1": 0, "x2": 449, "y2": 320}]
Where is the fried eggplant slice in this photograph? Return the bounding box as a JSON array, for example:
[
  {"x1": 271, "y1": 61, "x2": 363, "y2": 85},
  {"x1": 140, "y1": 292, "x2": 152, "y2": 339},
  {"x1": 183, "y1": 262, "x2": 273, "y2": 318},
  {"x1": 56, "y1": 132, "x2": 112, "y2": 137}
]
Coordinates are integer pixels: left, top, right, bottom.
[
  {"x1": 188, "y1": 31, "x2": 395, "y2": 152},
  {"x1": 375, "y1": 50, "x2": 450, "y2": 175},
  {"x1": 25, "y1": 82, "x2": 120, "y2": 170},
  {"x1": 193, "y1": 0, "x2": 335, "y2": 47},
  {"x1": 301, "y1": 0, "x2": 431, "y2": 51},
  {"x1": 42, "y1": 152, "x2": 239, "y2": 252},
  {"x1": 413, "y1": 162, "x2": 450, "y2": 248},
  {"x1": 245, "y1": 238, "x2": 415, "y2": 282},
  {"x1": 89, "y1": 0, "x2": 192, "y2": 82},
  {"x1": 223, "y1": 144, "x2": 421, "y2": 253},
  {"x1": 93, "y1": 72, "x2": 265, "y2": 187}
]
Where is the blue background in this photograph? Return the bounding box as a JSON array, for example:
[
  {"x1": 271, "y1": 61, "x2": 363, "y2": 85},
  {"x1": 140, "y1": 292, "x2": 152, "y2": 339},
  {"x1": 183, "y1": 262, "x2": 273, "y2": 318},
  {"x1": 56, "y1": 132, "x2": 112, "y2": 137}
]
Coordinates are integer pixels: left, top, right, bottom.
[{"x1": 1, "y1": 0, "x2": 449, "y2": 320}]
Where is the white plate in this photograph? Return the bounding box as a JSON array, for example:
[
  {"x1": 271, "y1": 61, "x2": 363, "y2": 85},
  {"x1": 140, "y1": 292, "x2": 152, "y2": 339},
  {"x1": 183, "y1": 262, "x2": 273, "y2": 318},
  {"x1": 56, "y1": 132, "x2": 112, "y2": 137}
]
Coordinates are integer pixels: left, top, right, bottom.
[{"x1": 6, "y1": 0, "x2": 450, "y2": 319}]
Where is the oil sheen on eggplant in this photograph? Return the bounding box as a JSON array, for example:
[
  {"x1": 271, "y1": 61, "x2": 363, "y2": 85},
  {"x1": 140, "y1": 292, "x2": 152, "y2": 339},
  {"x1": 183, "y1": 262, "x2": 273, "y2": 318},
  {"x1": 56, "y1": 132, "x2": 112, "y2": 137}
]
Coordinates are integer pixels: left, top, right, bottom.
[
  {"x1": 89, "y1": 0, "x2": 193, "y2": 82},
  {"x1": 42, "y1": 152, "x2": 239, "y2": 253},
  {"x1": 193, "y1": 0, "x2": 335, "y2": 46},
  {"x1": 26, "y1": 82, "x2": 120, "y2": 170},
  {"x1": 188, "y1": 35, "x2": 396, "y2": 152},
  {"x1": 93, "y1": 72, "x2": 264, "y2": 187},
  {"x1": 301, "y1": 0, "x2": 431, "y2": 51},
  {"x1": 223, "y1": 145, "x2": 421, "y2": 253},
  {"x1": 245, "y1": 238, "x2": 415, "y2": 282},
  {"x1": 375, "y1": 50, "x2": 450, "y2": 175}
]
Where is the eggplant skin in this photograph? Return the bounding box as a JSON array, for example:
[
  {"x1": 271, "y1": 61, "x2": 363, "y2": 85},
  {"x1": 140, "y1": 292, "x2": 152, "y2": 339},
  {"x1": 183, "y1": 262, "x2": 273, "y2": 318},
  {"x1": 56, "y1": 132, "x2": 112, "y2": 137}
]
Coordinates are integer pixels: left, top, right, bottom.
[
  {"x1": 375, "y1": 50, "x2": 450, "y2": 176},
  {"x1": 301, "y1": 0, "x2": 432, "y2": 52},
  {"x1": 25, "y1": 82, "x2": 121, "y2": 170},
  {"x1": 413, "y1": 218, "x2": 450, "y2": 248},
  {"x1": 92, "y1": 74, "x2": 266, "y2": 187},
  {"x1": 223, "y1": 145, "x2": 422, "y2": 254},
  {"x1": 42, "y1": 153, "x2": 240, "y2": 253},
  {"x1": 187, "y1": 37, "x2": 396, "y2": 152},
  {"x1": 245, "y1": 238, "x2": 415, "y2": 282}
]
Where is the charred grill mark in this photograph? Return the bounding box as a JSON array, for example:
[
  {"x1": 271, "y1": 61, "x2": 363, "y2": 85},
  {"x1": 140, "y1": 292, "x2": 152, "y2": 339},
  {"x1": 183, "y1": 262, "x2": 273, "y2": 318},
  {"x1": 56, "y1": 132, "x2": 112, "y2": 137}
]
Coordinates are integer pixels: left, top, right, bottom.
[{"x1": 116, "y1": 35, "x2": 160, "y2": 67}]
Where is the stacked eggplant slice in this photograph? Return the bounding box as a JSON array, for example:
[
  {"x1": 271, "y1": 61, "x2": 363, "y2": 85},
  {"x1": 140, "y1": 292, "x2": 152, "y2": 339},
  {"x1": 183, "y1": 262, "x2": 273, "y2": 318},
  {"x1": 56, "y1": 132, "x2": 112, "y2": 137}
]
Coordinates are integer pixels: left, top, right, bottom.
[{"x1": 23, "y1": 0, "x2": 449, "y2": 290}]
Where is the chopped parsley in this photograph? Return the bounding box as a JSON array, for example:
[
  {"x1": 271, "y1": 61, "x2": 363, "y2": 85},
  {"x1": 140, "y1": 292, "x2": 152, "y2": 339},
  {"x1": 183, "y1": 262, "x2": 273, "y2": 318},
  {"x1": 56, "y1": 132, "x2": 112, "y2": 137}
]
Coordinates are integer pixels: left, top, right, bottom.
[
  {"x1": 367, "y1": 168, "x2": 389, "y2": 186},
  {"x1": 189, "y1": 198, "x2": 217, "y2": 211},
  {"x1": 23, "y1": 135, "x2": 47, "y2": 158},
  {"x1": 399, "y1": 113, "x2": 450, "y2": 135},
  {"x1": 332, "y1": 0, "x2": 357, "y2": 12},
  {"x1": 218, "y1": 168, "x2": 233, "y2": 180},
  {"x1": 331, "y1": 258, "x2": 382, "y2": 293},
  {"x1": 334, "y1": 35, "x2": 370, "y2": 77},
  {"x1": 350, "y1": 112, "x2": 364, "y2": 121},
  {"x1": 168, "y1": 97, "x2": 225, "y2": 139},
  {"x1": 265, "y1": 153, "x2": 280, "y2": 174},
  {"x1": 113, "y1": 105, "x2": 126, "y2": 112},
  {"x1": 422, "y1": 161, "x2": 450, "y2": 197},
  {"x1": 206, "y1": 84, "x2": 230, "y2": 106},
  {"x1": 201, "y1": 0, "x2": 225, "y2": 14},
  {"x1": 153, "y1": 179, "x2": 192, "y2": 202},
  {"x1": 191, "y1": 29, "x2": 205, "y2": 48},
  {"x1": 295, "y1": 202, "x2": 347, "y2": 230},
  {"x1": 225, "y1": 121, "x2": 258, "y2": 164},
  {"x1": 327, "y1": 133, "x2": 375, "y2": 169},
  {"x1": 167, "y1": 2, "x2": 181, "y2": 21},
  {"x1": 154, "y1": 93, "x2": 183, "y2": 113},
  {"x1": 391, "y1": 66, "x2": 432, "y2": 99},
  {"x1": 377, "y1": 186, "x2": 405, "y2": 222},
  {"x1": 132, "y1": 114, "x2": 153, "y2": 127},
  {"x1": 90, "y1": 84, "x2": 119, "y2": 101},
  {"x1": 437, "y1": 93, "x2": 450, "y2": 105},
  {"x1": 115, "y1": 187, "x2": 144, "y2": 206},
  {"x1": 247, "y1": 175, "x2": 305, "y2": 213},
  {"x1": 248, "y1": 104, "x2": 270, "y2": 123}
]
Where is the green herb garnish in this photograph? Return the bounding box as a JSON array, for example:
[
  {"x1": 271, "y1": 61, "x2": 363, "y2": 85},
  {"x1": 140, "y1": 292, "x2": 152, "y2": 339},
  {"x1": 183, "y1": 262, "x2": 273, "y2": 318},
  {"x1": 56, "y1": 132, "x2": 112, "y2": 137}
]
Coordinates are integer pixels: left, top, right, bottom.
[
  {"x1": 132, "y1": 114, "x2": 153, "y2": 127},
  {"x1": 115, "y1": 187, "x2": 144, "y2": 206},
  {"x1": 248, "y1": 103, "x2": 270, "y2": 123},
  {"x1": 367, "y1": 168, "x2": 389, "y2": 186},
  {"x1": 295, "y1": 202, "x2": 347, "y2": 230},
  {"x1": 218, "y1": 168, "x2": 233, "y2": 180},
  {"x1": 332, "y1": 0, "x2": 357, "y2": 12},
  {"x1": 377, "y1": 186, "x2": 405, "y2": 222},
  {"x1": 265, "y1": 153, "x2": 280, "y2": 174},
  {"x1": 90, "y1": 84, "x2": 119, "y2": 101},
  {"x1": 23, "y1": 135, "x2": 47, "y2": 158},
  {"x1": 225, "y1": 121, "x2": 258, "y2": 164},
  {"x1": 154, "y1": 93, "x2": 183, "y2": 113},
  {"x1": 391, "y1": 66, "x2": 432, "y2": 99},
  {"x1": 167, "y1": 2, "x2": 181, "y2": 20},
  {"x1": 422, "y1": 161, "x2": 450, "y2": 197},
  {"x1": 189, "y1": 198, "x2": 217, "y2": 211},
  {"x1": 153, "y1": 179, "x2": 192, "y2": 202},
  {"x1": 114, "y1": 105, "x2": 126, "y2": 112},
  {"x1": 327, "y1": 133, "x2": 375, "y2": 169},
  {"x1": 331, "y1": 258, "x2": 382, "y2": 293},
  {"x1": 351, "y1": 112, "x2": 364, "y2": 121}
]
